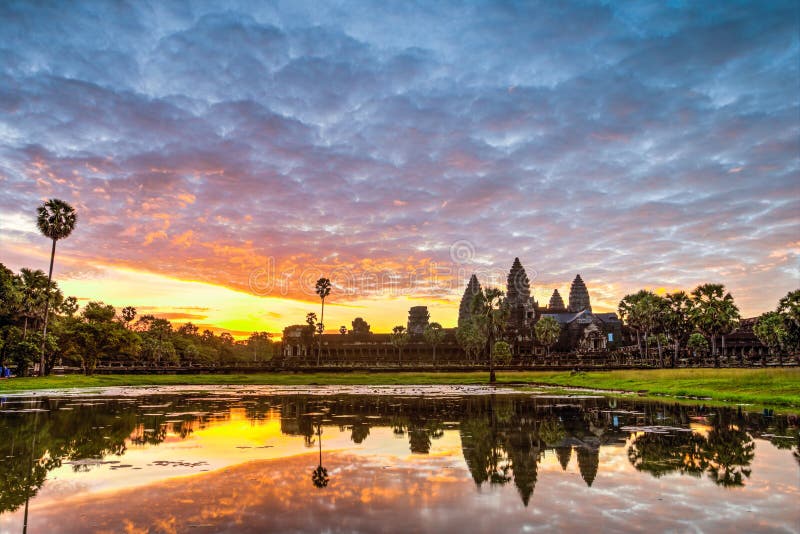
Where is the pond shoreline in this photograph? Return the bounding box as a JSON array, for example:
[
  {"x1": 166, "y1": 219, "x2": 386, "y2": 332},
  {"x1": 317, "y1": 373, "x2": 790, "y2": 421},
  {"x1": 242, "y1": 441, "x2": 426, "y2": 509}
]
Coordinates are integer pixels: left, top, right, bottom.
[{"x1": 1, "y1": 369, "x2": 798, "y2": 410}]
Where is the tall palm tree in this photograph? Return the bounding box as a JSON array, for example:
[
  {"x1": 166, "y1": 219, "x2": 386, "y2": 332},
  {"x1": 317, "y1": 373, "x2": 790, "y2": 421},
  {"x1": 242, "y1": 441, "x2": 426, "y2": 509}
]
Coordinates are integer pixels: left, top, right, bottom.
[
  {"x1": 315, "y1": 278, "x2": 331, "y2": 366},
  {"x1": 17, "y1": 268, "x2": 50, "y2": 339},
  {"x1": 390, "y1": 325, "x2": 409, "y2": 367},
  {"x1": 663, "y1": 291, "x2": 695, "y2": 367},
  {"x1": 472, "y1": 288, "x2": 506, "y2": 383},
  {"x1": 423, "y1": 322, "x2": 445, "y2": 367},
  {"x1": 36, "y1": 198, "x2": 76, "y2": 376},
  {"x1": 533, "y1": 316, "x2": 560, "y2": 359},
  {"x1": 691, "y1": 284, "x2": 739, "y2": 368},
  {"x1": 618, "y1": 291, "x2": 647, "y2": 358}
]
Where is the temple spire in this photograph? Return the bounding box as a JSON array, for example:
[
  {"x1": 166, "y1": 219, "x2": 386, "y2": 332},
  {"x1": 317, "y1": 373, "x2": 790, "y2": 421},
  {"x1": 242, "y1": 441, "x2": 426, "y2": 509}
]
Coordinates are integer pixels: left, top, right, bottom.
[
  {"x1": 568, "y1": 274, "x2": 591, "y2": 313},
  {"x1": 506, "y1": 258, "x2": 531, "y2": 328},
  {"x1": 458, "y1": 274, "x2": 482, "y2": 326},
  {"x1": 548, "y1": 289, "x2": 566, "y2": 312}
]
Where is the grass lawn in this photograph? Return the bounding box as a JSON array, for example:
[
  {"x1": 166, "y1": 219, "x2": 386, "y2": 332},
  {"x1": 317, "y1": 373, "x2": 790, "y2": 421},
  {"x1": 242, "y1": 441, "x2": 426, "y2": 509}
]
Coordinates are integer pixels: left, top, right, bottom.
[{"x1": 0, "y1": 368, "x2": 797, "y2": 409}]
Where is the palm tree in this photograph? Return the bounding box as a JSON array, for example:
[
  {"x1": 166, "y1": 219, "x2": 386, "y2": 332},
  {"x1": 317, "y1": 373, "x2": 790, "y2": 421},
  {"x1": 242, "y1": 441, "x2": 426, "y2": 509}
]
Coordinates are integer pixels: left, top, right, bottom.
[
  {"x1": 17, "y1": 269, "x2": 50, "y2": 339},
  {"x1": 390, "y1": 325, "x2": 409, "y2": 367},
  {"x1": 311, "y1": 422, "x2": 329, "y2": 488},
  {"x1": 533, "y1": 316, "x2": 560, "y2": 360},
  {"x1": 423, "y1": 322, "x2": 445, "y2": 367},
  {"x1": 777, "y1": 289, "x2": 800, "y2": 364},
  {"x1": 691, "y1": 284, "x2": 740, "y2": 368},
  {"x1": 687, "y1": 333, "x2": 709, "y2": 364},
  {"x1": 472, "y1": 288, "x2": 506, "y2": 383},
  {"x1": 754, "y1": 312, "x2": 787, "y2": 366},
  {"x1": 663, "y1": 292, "x2": 695, "y2": 367},
  {"x1": 315, "y1": 278, "x2": 331, "y2": 366},
  {"x1": 618, "y1": 291, "x2": 648, "y2": 359},
  {"x1": 36, "y1": 198, "x2": 77, "y2": 376}
]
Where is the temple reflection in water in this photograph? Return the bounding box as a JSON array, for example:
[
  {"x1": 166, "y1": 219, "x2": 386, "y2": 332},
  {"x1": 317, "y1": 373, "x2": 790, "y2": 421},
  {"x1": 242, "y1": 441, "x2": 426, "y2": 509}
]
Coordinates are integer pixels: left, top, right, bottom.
[{"x1": 1, "y1": 392, "x2": 797, "y2": 518}]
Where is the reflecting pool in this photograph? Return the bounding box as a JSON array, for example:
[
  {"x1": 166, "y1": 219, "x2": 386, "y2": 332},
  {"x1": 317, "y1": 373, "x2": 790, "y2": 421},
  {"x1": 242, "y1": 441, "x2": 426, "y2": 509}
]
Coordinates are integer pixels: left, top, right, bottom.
[{"x1": 0, "y1": 386, "x2": 798, "y2": 533}]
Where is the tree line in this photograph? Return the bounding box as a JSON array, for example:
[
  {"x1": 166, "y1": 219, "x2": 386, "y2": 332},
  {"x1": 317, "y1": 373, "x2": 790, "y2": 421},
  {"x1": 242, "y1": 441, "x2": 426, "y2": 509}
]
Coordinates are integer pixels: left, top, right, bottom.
[
  {"x1": 0, "y1": 263, "x2": 275, "y2": 376},
  {"x1": 618, "y1": 284, "x2": 799, "y2": 367}
]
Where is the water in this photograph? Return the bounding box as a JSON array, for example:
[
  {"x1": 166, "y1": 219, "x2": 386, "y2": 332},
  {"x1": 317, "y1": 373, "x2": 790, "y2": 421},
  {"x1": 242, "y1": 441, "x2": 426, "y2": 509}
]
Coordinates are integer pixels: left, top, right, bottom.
[{"x1": 0, "y1": 386, "x2": 798, "y2": 533}]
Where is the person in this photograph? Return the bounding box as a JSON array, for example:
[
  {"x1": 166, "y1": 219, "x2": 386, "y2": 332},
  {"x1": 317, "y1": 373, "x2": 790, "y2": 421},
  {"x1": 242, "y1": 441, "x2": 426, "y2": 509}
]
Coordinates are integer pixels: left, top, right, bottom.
[
  {"x1": 0, "y1": 364, "x2": 5, "y2": 379},
  {"x1": 3, "y1": 366, "x2": 9, "y2": 378}
]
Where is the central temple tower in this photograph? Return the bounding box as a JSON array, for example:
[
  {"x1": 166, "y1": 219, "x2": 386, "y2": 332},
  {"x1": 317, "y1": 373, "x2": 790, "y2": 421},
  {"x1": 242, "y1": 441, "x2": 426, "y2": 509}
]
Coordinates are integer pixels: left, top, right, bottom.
[{"x1": 568, "y1": 274, "x2": 592, "y2": 312}]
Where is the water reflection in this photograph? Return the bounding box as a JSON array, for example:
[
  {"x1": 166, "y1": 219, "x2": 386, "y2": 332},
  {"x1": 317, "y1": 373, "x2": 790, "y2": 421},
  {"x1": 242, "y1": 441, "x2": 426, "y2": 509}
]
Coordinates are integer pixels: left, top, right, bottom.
[{"x1": 0, "y1": 391, "x2": 798, "y2": 532}]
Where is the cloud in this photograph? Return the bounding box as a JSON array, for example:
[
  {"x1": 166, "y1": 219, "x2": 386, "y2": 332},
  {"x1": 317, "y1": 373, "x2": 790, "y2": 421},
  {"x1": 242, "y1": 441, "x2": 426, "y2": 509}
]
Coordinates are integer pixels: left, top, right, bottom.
[{"x1": 0, "y1": 0, "x2": 798, "y2": 323}]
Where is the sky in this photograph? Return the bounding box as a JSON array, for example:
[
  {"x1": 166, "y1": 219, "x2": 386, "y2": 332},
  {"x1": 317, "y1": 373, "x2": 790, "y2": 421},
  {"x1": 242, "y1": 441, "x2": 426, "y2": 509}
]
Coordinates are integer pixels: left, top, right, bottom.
[{"x1": 1, "y1": 1, "x2": 798, "y2": 336}]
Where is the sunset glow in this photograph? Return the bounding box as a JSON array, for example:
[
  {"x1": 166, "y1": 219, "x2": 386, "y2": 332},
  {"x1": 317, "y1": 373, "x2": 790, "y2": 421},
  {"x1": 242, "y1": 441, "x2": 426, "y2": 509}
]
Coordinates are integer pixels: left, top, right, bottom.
[{"x1": 1, "y1": 1, "x2": 798, "y2": 336}]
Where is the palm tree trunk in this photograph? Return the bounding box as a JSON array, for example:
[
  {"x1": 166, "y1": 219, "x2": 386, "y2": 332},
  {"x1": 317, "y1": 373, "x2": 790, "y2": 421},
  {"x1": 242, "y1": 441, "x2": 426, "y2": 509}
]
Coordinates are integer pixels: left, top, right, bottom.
[
  {"x1": 317, "y1": 299, "x2": 324, "y2": 366},
  {"x1": 711, "y1": 336, "x2": 719, "y2": 367},
  {"x1": 656, "y1": 336, "x2": 663, "y2": 368},
  {"x1": 40, "y1": 239, "x2": 56, "y2": 377},
  {"x1": 673, "y1": 340, "x2": 679, "y2": 368}
]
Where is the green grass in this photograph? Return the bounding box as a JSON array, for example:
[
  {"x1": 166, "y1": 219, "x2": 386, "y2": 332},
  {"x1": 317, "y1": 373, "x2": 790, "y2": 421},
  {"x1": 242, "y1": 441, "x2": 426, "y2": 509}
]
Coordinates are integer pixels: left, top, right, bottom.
[{"x1": 0, "y1": 369, "x2": 798, "y2": 409}]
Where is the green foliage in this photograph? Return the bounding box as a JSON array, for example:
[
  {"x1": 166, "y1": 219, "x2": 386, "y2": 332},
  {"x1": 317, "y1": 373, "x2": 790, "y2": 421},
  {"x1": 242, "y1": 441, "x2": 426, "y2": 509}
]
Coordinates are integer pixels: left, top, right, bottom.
[
  {"x1": 8, "y1": 339, "x2": 39, "y2": 376},
  {"x1": 754, "y1": 311, "x2": 788, "y2": 365},
  {"x1": 777, "y1": 289, "x2": 800, "y2": 355},
  {"x1": 663, "y1": 291, "x2": 695, "y2": 366},
  {"x1": 492, "y1": 341, "x2": 512, "y2": 365},
  {"x1": 687, "y1": 333, "x2": 709, "y2": 357},
  {"x1": 690, "y1": 284, "x2": 740, "y2": 366},
  {"x1": 423, "y1": 322, "x2": 445, "y2": 364},
  {"x1": 390, "y1": 325, "x2": 409, "y2": 365},
  {"x1": 36, "y1": 198, "x2": 77, "y2": 242},
  {"x1": 534, "y1": 316, "x2": 560, "y2": 354},
  {"x1": 456, "y1": 320, "x2": 486, "y2": 362}
]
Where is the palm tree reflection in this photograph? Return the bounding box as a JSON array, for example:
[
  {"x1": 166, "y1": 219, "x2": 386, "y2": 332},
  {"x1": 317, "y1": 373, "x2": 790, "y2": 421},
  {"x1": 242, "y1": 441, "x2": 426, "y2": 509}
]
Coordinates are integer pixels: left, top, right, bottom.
[{"x1": 311, "y1": 422, "x2": 329, "y2": 489}]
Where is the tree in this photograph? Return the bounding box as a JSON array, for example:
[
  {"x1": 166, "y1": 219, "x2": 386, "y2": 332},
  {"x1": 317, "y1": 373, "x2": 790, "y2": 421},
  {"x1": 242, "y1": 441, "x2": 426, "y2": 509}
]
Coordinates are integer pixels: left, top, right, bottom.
[
  {"x1": 121, "y1": 306, "x2": 137, "y2": 326},
  {"x1": 533, "y1": 316, "x2": 560, "y2": 359},
  {"x1": 663, "y1": 292, "x2": 695, "y2": 367},
  {"x1": 36, "y1": 198, "x2": 77, "y2": 376},
  {"x1": 471, "y1": 288, "x2": 507, "y2": 383},
  {"x1": 64, "y1": 301, "x2": 140, "y2": 375},
  {"x1": 645, "y1": 295, "x2": 669, "y2": 368},
  {"x1": 390, "y1": 325, "x2": 409, "y2": 367},
  {"x1": 59, "y1": 296, "x2": 79, "y2": 317},
  {"x1": 315, "y1": 278, "x2": 331, "y2": 366},
  {"x1": 339, "y1": 325, "x2": 347, "y2": 335},
  {"x1": 17, "y1": 269, "x2": 53, "y2": 339},
  {"x1": 618, "y1": 290, "x2": 650, "y2": 358},
  {"x1": 777, "y1": 289, "x2": 800, "y2": 363},
  {"x1": 691, "y1": 284, "x2": 740, "y2": 367},
  {"x1": 304, "y1": 312, "x2": 318, "y2": 361},
  {"x1": 456, "y1": 320, "x2": 486, "y2": 363},
  {"x1": 492, "y1": 341, "x2": 512, "y2": 366},
  {"x1": 687, "y1": 333, "x2": 709, "y2": 364},
  {"x1": 423, "y1": 322, "x2": 445, "y2": 367},
  {"x1": 754, "y1": 312, "x2": 787, "y2": 366},
  {"x1": 247, "y1": 332, "x2": 273, "y2": 362},
  {"x1": 311, "y1": 423, "x2": 329, "y2": 488}
]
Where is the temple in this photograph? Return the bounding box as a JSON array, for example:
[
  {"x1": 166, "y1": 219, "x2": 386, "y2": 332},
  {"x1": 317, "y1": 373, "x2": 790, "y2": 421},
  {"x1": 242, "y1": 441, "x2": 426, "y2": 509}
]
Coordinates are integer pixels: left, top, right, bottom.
[
  {"x1": 407, "y1": 306, "x2": 430, "y2": 337},
  {"x1": 460, "y1": 259, "x2": 623, "y2": 353},
  {"x1": 458, "y1": 274, "x2": 482, "y2": 327}
]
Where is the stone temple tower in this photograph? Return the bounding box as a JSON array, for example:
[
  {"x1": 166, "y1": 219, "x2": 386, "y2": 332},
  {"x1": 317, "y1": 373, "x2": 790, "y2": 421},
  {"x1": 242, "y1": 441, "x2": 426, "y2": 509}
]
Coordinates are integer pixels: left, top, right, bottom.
[
  {"x1": 407, "y1": 306, "x2": 430, "y2": 337},
  {"x1": 458, "y1": 274, "x2": 482, "y2": 326},
  {"x1": 568, "y1": 274, "x2": 592, "y2": 313},
  {"x1": 548, "y1": 289, "x2": 567, "y2": 312},
  {"x1": 506, "y1": 258, "x2": 532, "y2": 328}
]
